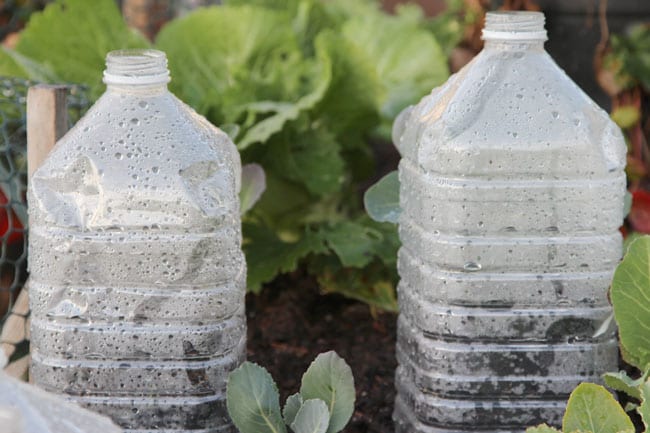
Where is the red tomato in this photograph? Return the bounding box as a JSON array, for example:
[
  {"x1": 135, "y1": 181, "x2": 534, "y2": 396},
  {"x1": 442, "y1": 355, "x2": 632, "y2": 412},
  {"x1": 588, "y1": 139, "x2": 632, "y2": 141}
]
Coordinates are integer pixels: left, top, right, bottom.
[
  {"x1": 0, "y1": 188, "x2": 23, "y2": 245},
  {"x1": 629, "y1": 189, "x2": 650, "y2": 233}
]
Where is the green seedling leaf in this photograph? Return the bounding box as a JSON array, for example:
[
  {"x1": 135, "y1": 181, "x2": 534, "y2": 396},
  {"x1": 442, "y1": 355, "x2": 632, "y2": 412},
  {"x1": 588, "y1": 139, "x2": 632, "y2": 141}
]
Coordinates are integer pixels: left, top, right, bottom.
[
  {"x1": 562, "y1": 383, "x2": 634, "y2": 433},
  {"x1": 623, "y1": 232, "x2": 643, "y2": 254},
  {"x1": 240, "y1": 164, "x2": 267, "y2": 215},
  {"x1": 638, "y1": 380, "x2": 650, "y2": 430},
  {"x1": 290, "y1": 399, "x2": 330, "y2": 433},
  {"x1": 226, "y1": 362, "x2": 287, "y2": 433},
  {"x1": 603, "y1": 369, "x2": 649, "y2": 400},
  {"x1": 283, "y1": 393, "x2": 304, "y2": 426},
  {"x1": 525, "y1": 424, "x2": 562, "y2": 433},
  {"x1": 300, "y1": 351, "x2": 355, "y2": 433},
  {"x1": 364, "y1": 171, "x2": 400, "y2": 224},
  {"x1": 610, "y1": 236, "x2": 650, "y2": 369}
]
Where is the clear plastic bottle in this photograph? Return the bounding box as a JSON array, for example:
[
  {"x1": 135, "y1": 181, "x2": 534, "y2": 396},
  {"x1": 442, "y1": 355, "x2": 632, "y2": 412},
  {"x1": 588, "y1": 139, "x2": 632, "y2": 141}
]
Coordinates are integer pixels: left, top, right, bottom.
[
  {"x1": 392, "y1": 12, "x2": 625, "y2": 432},
  {"x1": 28, "y1": 49, "x2": 245, "y2": 433}
]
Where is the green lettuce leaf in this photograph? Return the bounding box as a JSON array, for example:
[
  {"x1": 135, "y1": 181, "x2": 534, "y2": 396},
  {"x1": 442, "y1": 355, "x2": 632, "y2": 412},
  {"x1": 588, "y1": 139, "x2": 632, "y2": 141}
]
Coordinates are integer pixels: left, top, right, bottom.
[
  {"x1": 310, "y1": 255, "x2": 398, "y2": 312},
  {"x1": 0, "y1": 48, "x2": 29, "y2": 78},
  {"x1": 341, "y1": 6, "x2": 448, "y2": 124},
  {"x1": 244, "y1": 223, "x2": 327, "y2": 292},
  {"x1": 309, "y1": 217, "x2": 399, "y2": 311},
  {"x1": 155, "y1": 5, "x2": 307, "y2": 125},
  {"x1": 320, "y1": 221, "x2": 383, "y2": 268},
  {"x1": 249, "y1": 172, "x2": 314, "y2": 234},
  {"x1": 309, "y1": 30, "x2": 380, "y2": 137},
  {"x1": 14, "y1": 0, "x2": 148, "y2": 97},
  {"x1": 264, "y1": 127, "x2": 343, "y2": 196}
]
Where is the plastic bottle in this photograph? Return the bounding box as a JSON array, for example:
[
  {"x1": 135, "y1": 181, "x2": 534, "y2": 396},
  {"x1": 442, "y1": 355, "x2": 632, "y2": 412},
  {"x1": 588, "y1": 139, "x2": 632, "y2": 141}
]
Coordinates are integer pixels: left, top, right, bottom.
[
  {"x1": 392, "y1": 11, "x2": 625, "y2": 432},
  {"x1": 28, "y1": 49, "x2": 245, "y2": 433}
]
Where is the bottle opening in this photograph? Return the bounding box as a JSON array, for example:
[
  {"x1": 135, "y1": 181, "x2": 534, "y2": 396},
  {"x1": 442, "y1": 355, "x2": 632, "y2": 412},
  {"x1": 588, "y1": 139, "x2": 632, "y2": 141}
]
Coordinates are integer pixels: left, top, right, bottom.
[
  {"x1": 103, "y1": 49, "x2": 170, "y2": 86},
  {"x1": 482, "y1": 11, "x2": 547, "y2": 42}
]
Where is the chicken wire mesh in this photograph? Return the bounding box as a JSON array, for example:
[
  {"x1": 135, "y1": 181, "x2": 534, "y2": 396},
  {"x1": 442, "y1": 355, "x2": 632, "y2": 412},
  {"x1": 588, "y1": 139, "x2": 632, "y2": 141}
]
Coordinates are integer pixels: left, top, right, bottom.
[{"x1": 0, "y1": 77, "x2": 89, "y2": 370}]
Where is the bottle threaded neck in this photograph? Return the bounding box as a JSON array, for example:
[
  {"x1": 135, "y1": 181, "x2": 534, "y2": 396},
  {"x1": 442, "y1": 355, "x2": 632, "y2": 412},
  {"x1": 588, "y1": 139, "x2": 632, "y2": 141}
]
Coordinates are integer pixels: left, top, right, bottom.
[
  {"x1": 103, "y1": 49, "x2": 170, "y2": 86},
  {"x1": 482, "y1": 11, "x2": 547, "y2": 42}
]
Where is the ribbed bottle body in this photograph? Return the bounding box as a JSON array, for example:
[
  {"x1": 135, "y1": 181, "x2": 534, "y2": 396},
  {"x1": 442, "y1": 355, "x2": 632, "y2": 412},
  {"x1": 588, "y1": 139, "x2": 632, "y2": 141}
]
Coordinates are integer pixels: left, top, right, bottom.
[
  {"x1": 393, "y1": 12, "x2": 626, "y2": 433},
  {"x1": 28, "y1": 50, "x2": 244, "y2": 433}
]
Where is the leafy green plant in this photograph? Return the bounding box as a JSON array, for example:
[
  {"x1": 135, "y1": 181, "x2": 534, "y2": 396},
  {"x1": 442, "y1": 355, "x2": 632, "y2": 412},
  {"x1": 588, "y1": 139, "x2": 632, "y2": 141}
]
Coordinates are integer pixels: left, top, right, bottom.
[
  {"x1": 0, "y1": 0, "x2": 457, "y2": 310},
  {"x1": 226, "y1": 351, "x2": 355, "y2": 433}
]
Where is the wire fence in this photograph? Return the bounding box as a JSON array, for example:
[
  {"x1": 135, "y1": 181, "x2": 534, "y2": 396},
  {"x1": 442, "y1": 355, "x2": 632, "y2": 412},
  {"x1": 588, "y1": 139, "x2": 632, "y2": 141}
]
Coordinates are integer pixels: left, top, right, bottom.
[{"x1": 0, "y1": 77, "x2": 89, "y2": 372}]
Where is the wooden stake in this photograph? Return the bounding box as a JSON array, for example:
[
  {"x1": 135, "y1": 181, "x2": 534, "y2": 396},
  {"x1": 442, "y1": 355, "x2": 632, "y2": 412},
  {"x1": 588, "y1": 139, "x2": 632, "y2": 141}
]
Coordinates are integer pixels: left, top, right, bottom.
[
  {"x1": 2, "y1": 85, "x2": 69, "y2": 378},
  {"x1": 26, "y1": 84, "x2": 68, "y2": 178}
]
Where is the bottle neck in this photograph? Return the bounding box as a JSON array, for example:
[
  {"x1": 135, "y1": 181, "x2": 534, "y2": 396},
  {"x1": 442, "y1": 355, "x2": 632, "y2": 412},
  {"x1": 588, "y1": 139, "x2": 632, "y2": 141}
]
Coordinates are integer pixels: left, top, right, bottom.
[
  {"x1": 481, "y1": 11, "x2": 547, "y2": 50},
  {"x1": 103, "y1": 49, "x2": 170, "y2": 92}
]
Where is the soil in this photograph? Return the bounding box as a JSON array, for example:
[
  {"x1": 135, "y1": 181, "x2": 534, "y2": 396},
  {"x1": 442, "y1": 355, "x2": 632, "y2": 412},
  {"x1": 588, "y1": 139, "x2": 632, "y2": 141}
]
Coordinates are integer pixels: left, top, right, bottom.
[{"x1": 246, "y1": 272, "x2": 397, "y2": 433}]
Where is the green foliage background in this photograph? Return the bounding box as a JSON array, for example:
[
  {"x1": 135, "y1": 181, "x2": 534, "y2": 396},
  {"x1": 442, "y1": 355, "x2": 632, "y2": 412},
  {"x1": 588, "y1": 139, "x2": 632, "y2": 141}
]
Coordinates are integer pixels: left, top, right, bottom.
[{"x1": 0, "y1": 0, "x2": 456, "y2": 309}]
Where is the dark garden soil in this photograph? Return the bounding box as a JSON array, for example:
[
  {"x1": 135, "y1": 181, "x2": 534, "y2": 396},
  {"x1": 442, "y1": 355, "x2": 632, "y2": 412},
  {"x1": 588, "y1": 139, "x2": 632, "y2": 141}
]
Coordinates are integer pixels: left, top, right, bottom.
[{"x1": 246, "y1": 273, "x2": 397, "y2": 433}]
